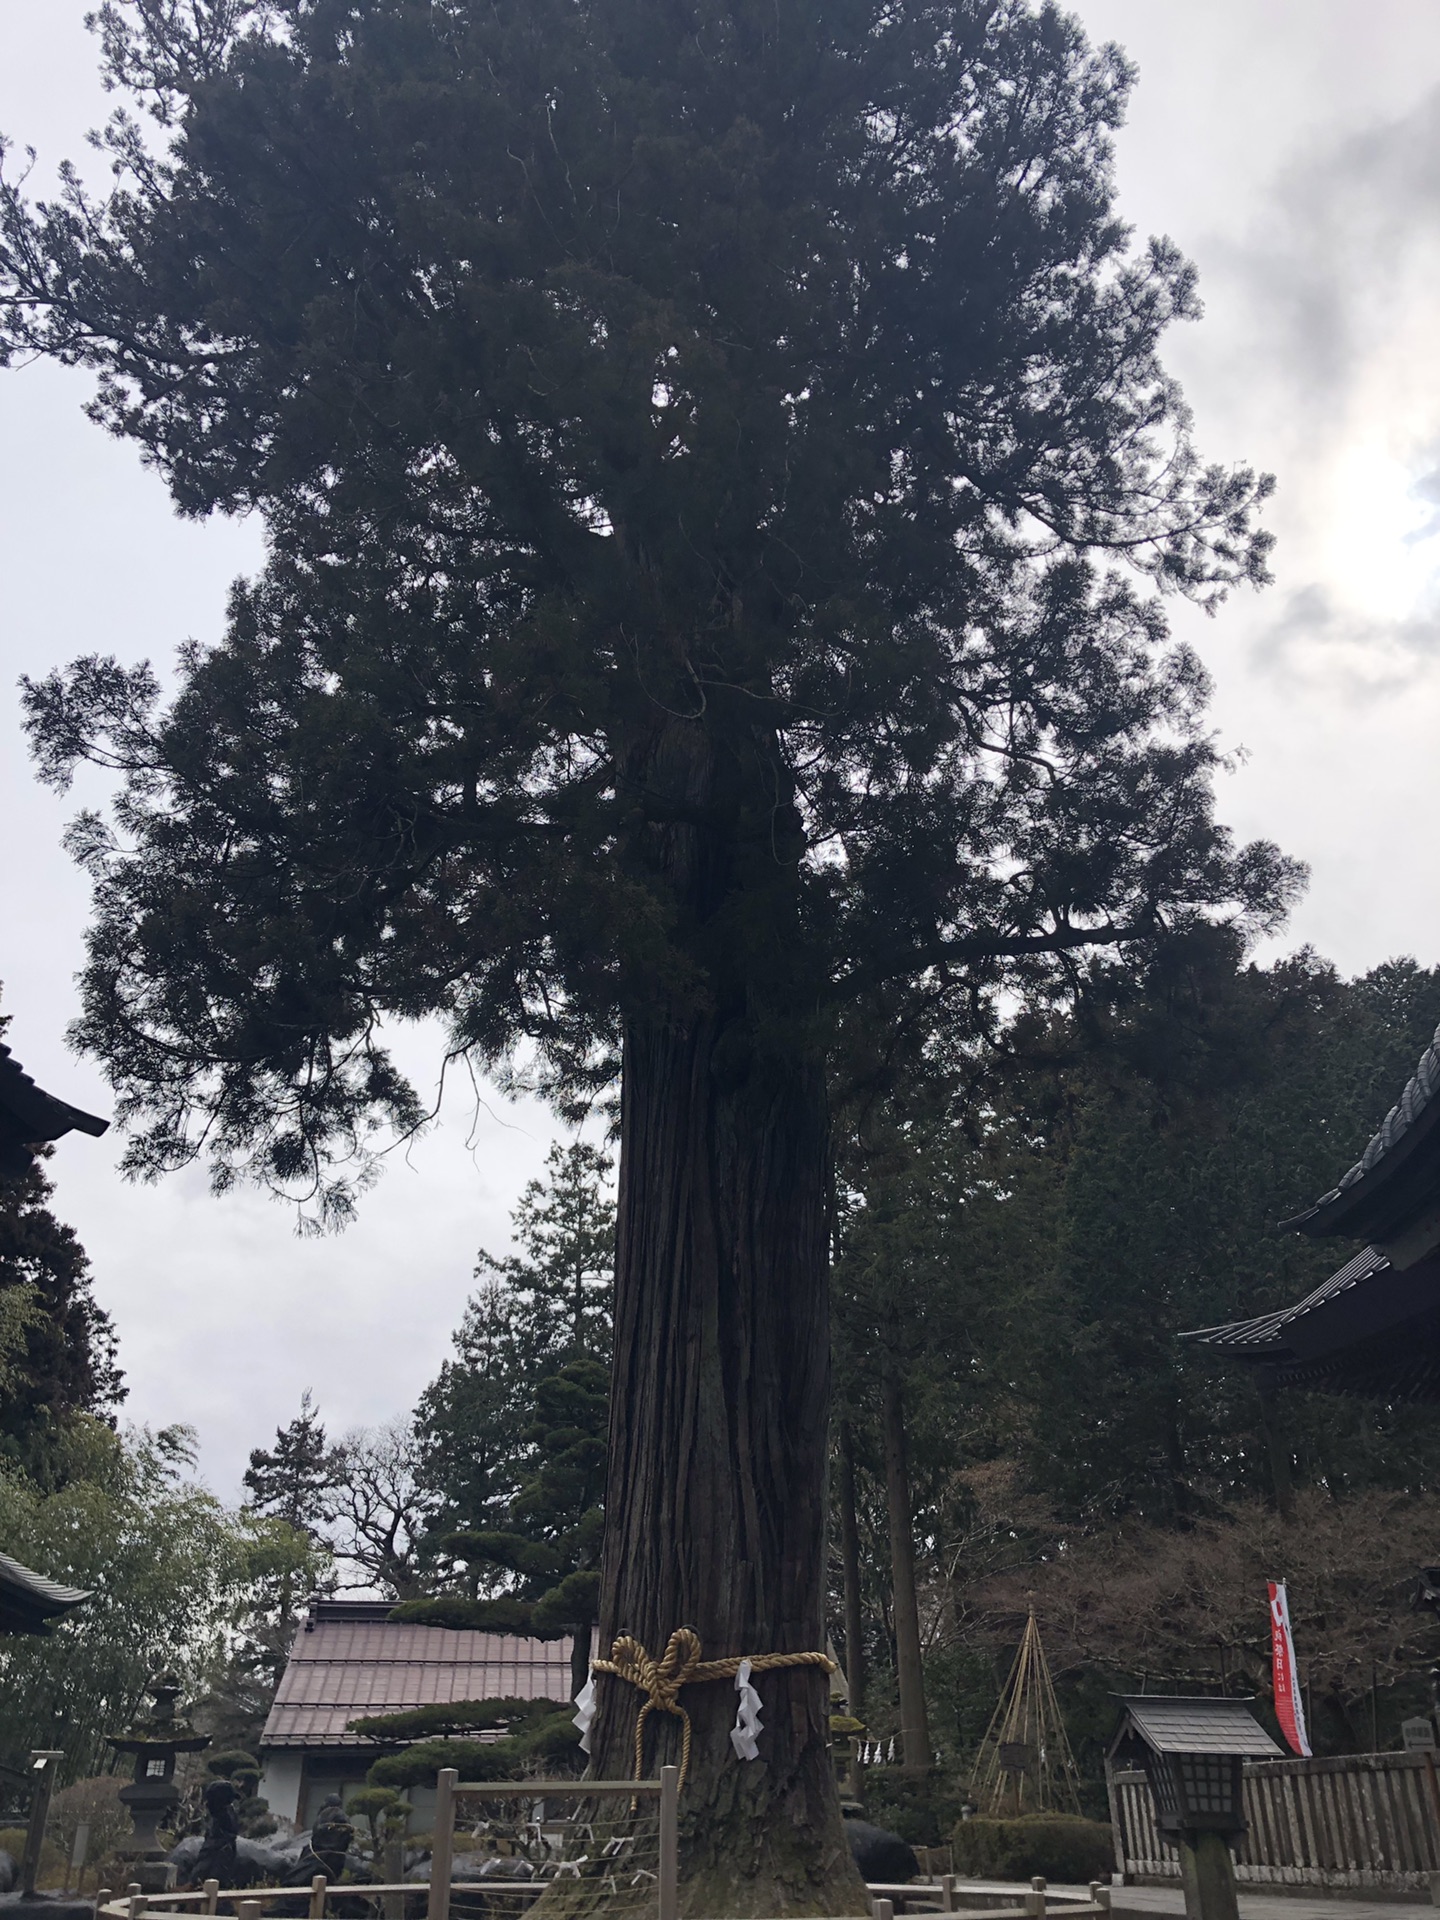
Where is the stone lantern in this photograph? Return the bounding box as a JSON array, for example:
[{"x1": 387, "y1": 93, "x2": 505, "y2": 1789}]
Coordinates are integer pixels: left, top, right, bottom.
[
  {"x1": 1110, "y1": 1696, "x2": 1280, "y2": 1920},
  {"x1": 108, "y1": 1674, "x2": 210, "y2": 1892}
]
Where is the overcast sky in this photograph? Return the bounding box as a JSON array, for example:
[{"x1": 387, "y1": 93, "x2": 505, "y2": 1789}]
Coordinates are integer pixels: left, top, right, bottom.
[{"x1": 3, "y1": 1, "x2": 1440, "y2": 1503}]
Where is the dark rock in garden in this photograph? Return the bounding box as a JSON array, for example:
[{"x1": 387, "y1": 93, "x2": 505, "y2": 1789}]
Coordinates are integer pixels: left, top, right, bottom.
[
  {"x1": 0, "y1": 1900, "x2": 95, "y2": 1920},
  {"x1": 167, "y1": 1832, "x2": 307, "y2": 1885},
  {"x1": 0, "y1": 1853, "x2": 14, "y2": 1895},
  {"x1": 843, "y1": 1817, "x2": 919, "y2": 1884}
]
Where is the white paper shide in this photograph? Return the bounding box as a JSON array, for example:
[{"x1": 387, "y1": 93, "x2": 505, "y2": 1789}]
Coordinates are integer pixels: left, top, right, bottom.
[{"x1": 730, "y1": 1658, "x2": 763, "y2": 1761}]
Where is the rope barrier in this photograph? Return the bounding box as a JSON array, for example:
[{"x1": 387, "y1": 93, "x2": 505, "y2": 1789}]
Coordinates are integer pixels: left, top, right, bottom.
[{"x1": 591, "y1": 1627, "x2": 836, "y2": 1793}]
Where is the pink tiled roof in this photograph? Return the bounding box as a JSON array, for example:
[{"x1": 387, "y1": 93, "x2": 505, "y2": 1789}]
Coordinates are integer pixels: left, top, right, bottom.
[{"x1": 260, "y1": 1615, "x2": 574, "y2": 1750}]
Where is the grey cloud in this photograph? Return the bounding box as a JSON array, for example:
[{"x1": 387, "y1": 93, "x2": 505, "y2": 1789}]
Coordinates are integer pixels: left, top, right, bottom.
[
  {"x1": 1200, "y1": 84, "x2": 1440, "y2": 413},
  {"x1": 1252, "y1": 580, "x2": 1440, "y2": 691}
]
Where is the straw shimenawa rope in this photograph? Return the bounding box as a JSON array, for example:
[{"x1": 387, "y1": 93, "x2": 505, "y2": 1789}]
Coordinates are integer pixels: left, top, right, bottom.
[{"x1": 592, "y1": 1627, "x2": 836, "y2": 1792}]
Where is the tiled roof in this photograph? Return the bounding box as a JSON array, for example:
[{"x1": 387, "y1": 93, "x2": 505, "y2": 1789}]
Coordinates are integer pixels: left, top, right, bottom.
[
  {"x1": 0, "y1": 1547, "x2": 91, "y2": 1635},
  {"x1": 260, "y1": 1613, "x2": 573, "y2": 1750},
  {"x1": 0, "y1": 1041, "x2": 108, "y2": 1181},
  {"x1": 1335, "y1": 1020, "x2": 1440, "y2": 1197},
  {"x1": 1115, "y1": 1697, "x2": 1281, "y2": 1758},
  {"x1": 1284, "y1": 1017, "x2": 1440, "y2": 1239},
  {"x1": 1183, "y1": 1245, "x2": 1440, "y2": 1380}
]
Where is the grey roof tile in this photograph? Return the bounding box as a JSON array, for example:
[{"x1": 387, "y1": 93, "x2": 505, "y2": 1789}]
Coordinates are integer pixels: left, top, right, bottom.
[
  {"x1": 260, "y1": 1619, "x2": 573, "y2": 1750},
  {"x1": 1116, "y1": 1696, "x2": 1281, "y2": 1758}
]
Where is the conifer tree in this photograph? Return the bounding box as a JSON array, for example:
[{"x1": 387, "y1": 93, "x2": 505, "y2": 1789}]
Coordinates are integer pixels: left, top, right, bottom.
[
  {"x1": 3, "y1": 2, "x2": 1299, "y2": 1903},
  {"x1": 0, "y1": 1006, "x2": 124, "y2": 1476},
  {"x1": 243, "y1": 1391, "x2": 334, "y2": 1541},
  {"x1": 402, "y1": 1357, "x2": 608, "y2": 1696}
]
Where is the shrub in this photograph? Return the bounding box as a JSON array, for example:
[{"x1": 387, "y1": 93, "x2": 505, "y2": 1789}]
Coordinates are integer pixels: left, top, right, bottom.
[
  {"x1": 952, "y1": 1814, "x2": 1113, "y2": 1884},
  {"x1": 859, "y1": 1773, "x2": 968, "y2": 1847},
  {"x1": 0, "y1": 1826, "x2": 65, "y2": 1885}
]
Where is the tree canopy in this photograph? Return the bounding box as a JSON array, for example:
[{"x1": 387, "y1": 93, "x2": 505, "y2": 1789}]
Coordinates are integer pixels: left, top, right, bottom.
[
  {"x1": 826, "y1": 949, "x2": 1440, "y2": 1796},
  {"x1": 0, "y1": 1417, "x2": 320, "y2": 1778},
  {"x1": 2, "y1": 0, "x2": 1300, "y2": 1901},
  {"x1": 4, "y1": 0, "x2": 1295, "y2": 1211},
  {"x1": 0, "y1": 1003, "x2": 124, "y2": 1476}
]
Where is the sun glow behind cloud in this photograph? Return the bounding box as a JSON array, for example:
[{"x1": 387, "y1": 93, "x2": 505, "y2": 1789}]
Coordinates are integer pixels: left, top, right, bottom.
[{"x1": 1323, "y1": 442, "x2": 1440, "y2": 629}]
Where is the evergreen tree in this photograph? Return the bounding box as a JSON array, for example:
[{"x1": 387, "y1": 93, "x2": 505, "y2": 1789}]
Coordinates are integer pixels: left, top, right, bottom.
[
  {"x1": 4, "y1": 2, "x2": 1297, "y2": 1896},
  {"x1": 414, "y1": 1281, "x2": 541, "y2": 1541},
  {"x1": 477, "y1": 1142, "x2": 615, "y2": 1362},
  {"x1": 0, "y1": 1008, "x2": 124, "y2": 1477},
  {"x1": 401, "y1": 1357, "x2": 608, "y2": 1697},
  {"x1": 243, "y1": 1391, "x2": 334, "y2": 1540},
  {"x1": 415, "y1": 1143, "x2": 613, "y2": 1538},
  {"x1": 827, "y1": 947, "x2": 1440, "y2": 1770}
]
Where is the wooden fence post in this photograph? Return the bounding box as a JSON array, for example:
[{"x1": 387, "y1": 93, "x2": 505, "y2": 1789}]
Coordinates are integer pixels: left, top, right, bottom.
[
  {"x1": 939, "y1": 1873, "x2": 955, "y2": 1912},
  {"x1": 659, "y1": 1764, "x2": 680, "y2": 1920},
  {"x1": 202, "y1": 1879, "x2": 220, "y2": 1917},
  {"x1": 427, "y1": 1767, "x2": 458, "y2": 1920},
  {"x1": 308, "y1": 1874, "x2": 328, "y2": 1919},
  {"x1": 1026, "y1": 1876, "x2": 1047, "y2": 1918}
]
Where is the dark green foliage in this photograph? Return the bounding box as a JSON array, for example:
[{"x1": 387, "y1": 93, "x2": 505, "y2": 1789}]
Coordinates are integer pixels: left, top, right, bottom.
[
  {"x1": 389, "y1": 1593, "x2": 551, "y2": 1635},
  {"x1": 348, "y1": 1697, "x2": 552, "y2": 1741},
  {"x1": 412, "y1": 1153, "x2": 611, "y2": 1642},
  {"x1": 0, "y1": 1006, "x2": 124, "y2": 1478},
  {"x1": 243, "y1": 1392, "x2": 333, "y2": 1541},
  {"x1": 475, "y1": 1144, "x2": 615, "y2": 1363},
  {"x1": 407, "y1": 1358, "x2": 607, "y2": 1692},
  {"x1": 854, "y1": 1773, "x2": 970, "y2": 1849},
  {"x1": 1020, "y1": 950, "x2": 1440, "y2": 1519},
  {"x1": 830, "y1": 946, "x2": 1440, "y2": 1780},
  {"x1": 361, "y1": 1704, "x2": 581, "y2": 1790},
  {"x1": 951, "y1": 1814, "x2": 1114, "y2": 1883},
  {"x1": 415, "y1": 1146, "x2": 613, "y2": 1549},
  {"x1": 5, "y1": 0, "x2": 1294, "y2": 1220},
  {"x1": 347, "y1": 1786, "x2": 406, "y2": 1850}
]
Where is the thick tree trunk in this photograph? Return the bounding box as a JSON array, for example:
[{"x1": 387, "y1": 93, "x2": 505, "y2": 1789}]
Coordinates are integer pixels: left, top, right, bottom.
[
  {"x1": 880, "y1": 1364, "x2": 931, "y2": 1774},
  {"x1": 837, "y1": 1421, "x2": 867, "y2": 1726},
  {"x1": 584, "y1": 716, "x2": 865, "y2": 1916}
]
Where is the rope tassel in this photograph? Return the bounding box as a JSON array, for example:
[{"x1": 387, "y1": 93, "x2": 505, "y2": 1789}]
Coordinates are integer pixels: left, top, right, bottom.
[{"x1": 590, "y1": 1628, "x2": 836, "y2": 1791}]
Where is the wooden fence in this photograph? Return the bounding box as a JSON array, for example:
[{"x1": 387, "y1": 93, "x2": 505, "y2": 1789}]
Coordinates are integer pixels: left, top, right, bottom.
[{"x1": 1108, "y1": 1751, "x2": 1440, "y2": 1892}]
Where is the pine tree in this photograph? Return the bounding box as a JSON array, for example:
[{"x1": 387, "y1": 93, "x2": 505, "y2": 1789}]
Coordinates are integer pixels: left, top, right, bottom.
[
  {"x1": 401, "y1": 1357, "x2": 608, "y2": 1697},
  {"x1": 415, "y1": 1143, "x2": 613, "y2": 1537},
  {"x1": 0, "y1": 1005, "x2": 124, "y2": 1477},
  {"x1": 243, "y1": 1392, "x2": 334, "y2": 1541},
  {"x1": 4, "y1": 3, "x2": 1297, "y2": 1901},
  {"x1": 477, "y1": 1142, "x2": 615, "y2": 1362}
]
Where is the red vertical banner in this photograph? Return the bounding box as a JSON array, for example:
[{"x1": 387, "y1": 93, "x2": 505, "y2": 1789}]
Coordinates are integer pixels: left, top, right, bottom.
[{"x1": 1269, "y1": 1579, "x2": 1312, "y2": 1757}]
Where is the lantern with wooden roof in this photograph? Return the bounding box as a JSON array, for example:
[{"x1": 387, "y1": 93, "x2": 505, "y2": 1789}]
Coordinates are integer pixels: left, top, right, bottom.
[
  {"x1": 1111, "y1": 1697, "x2": 1281, "y2": 1920},
  {"x1": 1109, "y1": 1696, "x2": 1279, "y2": 1838}
]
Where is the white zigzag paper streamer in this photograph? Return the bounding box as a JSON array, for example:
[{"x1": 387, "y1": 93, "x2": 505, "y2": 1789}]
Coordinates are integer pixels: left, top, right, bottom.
[
  {"x1": 730, "y1": 1658, "x2": 763, "y2": 1761},
  {"x1": 573, "y1": 1674, "x2": 596, "y2": 1754}
]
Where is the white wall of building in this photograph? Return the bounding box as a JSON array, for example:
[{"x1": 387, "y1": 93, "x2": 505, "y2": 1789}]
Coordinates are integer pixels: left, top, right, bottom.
[{"x1": 258, "y1": 1750, "x2": 303, "y2": 1826}]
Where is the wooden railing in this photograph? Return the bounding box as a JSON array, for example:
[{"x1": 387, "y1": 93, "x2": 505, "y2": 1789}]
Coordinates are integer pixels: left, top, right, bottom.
[
  {"x1": 1108, "y1": 1750, "x2": 1440, "y2": 1892},
  {"x1": 868, "y1": 1876, "x2": 1112, "y2": 1919}
]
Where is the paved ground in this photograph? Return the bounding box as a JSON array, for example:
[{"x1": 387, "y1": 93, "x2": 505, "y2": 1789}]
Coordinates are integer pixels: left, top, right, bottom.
[{"x1": 1106, "y1": 1889, "x2": 1429, "y2": 1920}]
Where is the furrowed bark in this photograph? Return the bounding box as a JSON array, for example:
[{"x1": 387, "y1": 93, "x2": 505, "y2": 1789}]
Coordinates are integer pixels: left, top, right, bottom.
[{"x1": 582, "y1": 715, "x2": 865, "y2": 1916}]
